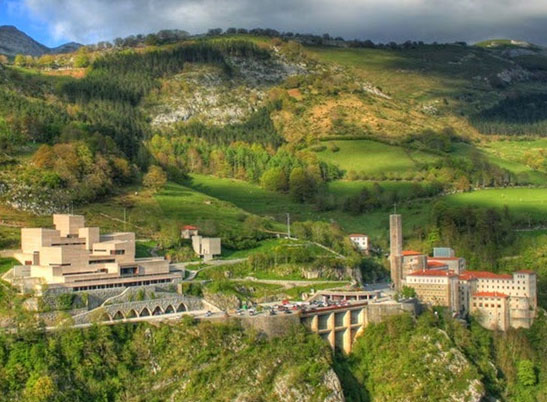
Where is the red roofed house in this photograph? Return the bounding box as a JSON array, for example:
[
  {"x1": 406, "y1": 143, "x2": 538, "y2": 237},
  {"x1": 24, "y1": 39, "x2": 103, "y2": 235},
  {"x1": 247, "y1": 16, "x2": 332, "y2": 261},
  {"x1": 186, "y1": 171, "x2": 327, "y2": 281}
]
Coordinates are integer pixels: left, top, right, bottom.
[
  {"x1": 181, "y1": 225, "x2": 199, "y2": 239},
  {"x1": 348, "y1": 234, "x2": 369, "y2": 253},
  {"x1": 459, "y1": 270, "x2": 537, "y2": 329},
  {"x1": 471, "y1": 291, "x2": 510, "y2": 330}
]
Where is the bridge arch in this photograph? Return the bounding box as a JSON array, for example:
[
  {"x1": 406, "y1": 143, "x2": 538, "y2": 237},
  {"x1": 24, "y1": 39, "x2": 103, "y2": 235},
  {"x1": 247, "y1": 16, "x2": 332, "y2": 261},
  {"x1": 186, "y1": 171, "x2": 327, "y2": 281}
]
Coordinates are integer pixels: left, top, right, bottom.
[
  {"x1": 176, "y1": 303, "x2": 187, "y2": 312},
  {"x1": 140, "y1": 307, "x2": 151, "y2": 317},
  {"x1": 126, "y1": 309, "x2": 137, "y2": 319},
  {"x1": 152, "y1": 306, "x2": 163, "y2": 316},
  {"x1": 112, "y1": 311, "x2": 124, "y2": 320},
  {"x1": 164, "y1": 305, "x2": 175, "y2": 314}
]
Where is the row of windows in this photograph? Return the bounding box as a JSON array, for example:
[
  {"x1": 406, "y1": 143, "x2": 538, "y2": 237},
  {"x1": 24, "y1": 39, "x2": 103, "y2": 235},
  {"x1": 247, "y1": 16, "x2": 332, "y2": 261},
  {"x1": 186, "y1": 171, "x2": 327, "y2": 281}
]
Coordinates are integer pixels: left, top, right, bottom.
[{"x1": 474, "y1": 303, "x2": 502, "y2": 308}]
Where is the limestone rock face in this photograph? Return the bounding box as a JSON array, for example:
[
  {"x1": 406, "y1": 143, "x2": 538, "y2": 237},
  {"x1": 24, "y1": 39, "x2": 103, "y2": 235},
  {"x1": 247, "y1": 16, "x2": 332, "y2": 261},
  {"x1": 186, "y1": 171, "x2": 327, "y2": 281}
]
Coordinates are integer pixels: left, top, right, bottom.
[{"x1": 273, "y1": 368, "x2": 345, "y2": 402}]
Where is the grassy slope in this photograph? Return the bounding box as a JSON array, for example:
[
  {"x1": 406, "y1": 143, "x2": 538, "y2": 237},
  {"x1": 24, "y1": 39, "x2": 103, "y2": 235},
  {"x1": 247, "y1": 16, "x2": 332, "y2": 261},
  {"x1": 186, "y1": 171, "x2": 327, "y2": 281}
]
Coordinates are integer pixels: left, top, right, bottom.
[
  {"x1": 444, "y1": 188, "x2": 547, "y2": 223},
  {"x1": 313, "y1": 139, "x2": 437, "y2": 175}
]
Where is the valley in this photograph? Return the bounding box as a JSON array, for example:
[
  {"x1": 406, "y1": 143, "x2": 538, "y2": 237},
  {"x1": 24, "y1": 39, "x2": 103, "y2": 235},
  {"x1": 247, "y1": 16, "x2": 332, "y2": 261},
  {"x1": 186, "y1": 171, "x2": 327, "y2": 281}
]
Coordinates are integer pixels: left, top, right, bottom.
[{"x1": 0, "y1": 27, "x2": 546, "y2": 401}]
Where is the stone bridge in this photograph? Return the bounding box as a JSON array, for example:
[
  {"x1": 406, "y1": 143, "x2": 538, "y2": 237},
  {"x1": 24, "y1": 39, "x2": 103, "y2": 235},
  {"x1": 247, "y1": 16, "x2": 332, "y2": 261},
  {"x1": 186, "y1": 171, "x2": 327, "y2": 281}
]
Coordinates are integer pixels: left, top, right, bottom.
[
  {"x1": 73, "y1": 295, "x2": 203, "y2": 325},
  {"x1": 301, "y1": 300, "x2": 418, "y2": 353}
]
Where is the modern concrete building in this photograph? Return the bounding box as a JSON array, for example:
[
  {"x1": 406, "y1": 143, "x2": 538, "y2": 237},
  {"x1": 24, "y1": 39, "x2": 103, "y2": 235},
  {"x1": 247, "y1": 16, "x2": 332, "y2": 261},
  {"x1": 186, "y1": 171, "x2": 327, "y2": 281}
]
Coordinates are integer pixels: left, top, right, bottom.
[
  {"x1": 349, "y1": 234, "x2": 369, "y2": 253},
  {"x1": 10, "y1": 214, "x2": 180, "y2": 293},
  {"x1": 192, "y1": 235, "x2": 221, "y2": 261}
]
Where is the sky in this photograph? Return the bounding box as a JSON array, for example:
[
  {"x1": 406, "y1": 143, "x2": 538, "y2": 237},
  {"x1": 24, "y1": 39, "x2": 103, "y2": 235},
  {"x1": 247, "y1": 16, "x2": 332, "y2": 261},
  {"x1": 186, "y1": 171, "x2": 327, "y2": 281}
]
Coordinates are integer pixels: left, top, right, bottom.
[{"x1": 1, "y1": 0, "x2": 547, "y2": 47}]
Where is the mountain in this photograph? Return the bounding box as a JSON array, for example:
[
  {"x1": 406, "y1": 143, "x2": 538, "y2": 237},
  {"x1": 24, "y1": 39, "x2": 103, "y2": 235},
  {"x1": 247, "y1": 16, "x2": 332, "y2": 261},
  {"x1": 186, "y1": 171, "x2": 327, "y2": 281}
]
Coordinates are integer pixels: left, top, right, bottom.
[{"x1": 0, "y1": 25, "x2": 81, "y2": 56}]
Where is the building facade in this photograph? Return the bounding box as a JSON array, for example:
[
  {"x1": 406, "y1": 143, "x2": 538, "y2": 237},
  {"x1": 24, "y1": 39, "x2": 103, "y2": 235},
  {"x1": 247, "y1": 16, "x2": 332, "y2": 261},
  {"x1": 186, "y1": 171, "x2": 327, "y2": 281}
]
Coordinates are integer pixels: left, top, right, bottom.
[
  {"x1": 406, "y1": 268, "x2": 537, "y2": 329},
  {"x1": 11, "y1": 214, "x2": 180, "y2": 293},
  {"x1": 406, "y1": 269, "x2": 460, "y2": 313},
  {"x1": 349, "y1": 234, "x2": 369, "y2": 253},
  {"x1": 191, "y1": 235, "x2": 221, "y2": 261}
]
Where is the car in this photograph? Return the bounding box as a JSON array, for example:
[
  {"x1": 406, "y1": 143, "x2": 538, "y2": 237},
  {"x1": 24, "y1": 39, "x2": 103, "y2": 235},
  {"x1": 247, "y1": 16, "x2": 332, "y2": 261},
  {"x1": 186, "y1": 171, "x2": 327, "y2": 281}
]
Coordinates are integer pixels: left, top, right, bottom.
[
  {"x1": 269, "y1": 310, "x2": 276, "y2": 316},
  {"x1": 284, "y1": 310, "x2": 292, "y2": 314},
  {"x1": 249, "y1": 310, "x2": 256, "y2": 316},
  {"x1": 205, "y1": 311, "x2": 212, "y2": 317}
]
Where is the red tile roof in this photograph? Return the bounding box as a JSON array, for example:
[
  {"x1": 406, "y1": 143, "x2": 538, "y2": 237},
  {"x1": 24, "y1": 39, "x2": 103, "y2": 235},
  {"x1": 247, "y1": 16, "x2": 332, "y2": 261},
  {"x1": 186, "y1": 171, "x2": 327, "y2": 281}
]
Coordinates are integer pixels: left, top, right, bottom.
[
  {"x1": 472, "y1": 291, "x2": 509, "y2": 298},
  {"x1": 427, "y1": 261, "x2": 448, "y2": 268},
  {"x1": 459, "y1": 271, "x2": 512, "y2": 280},
  {"x1": 516, "y1": 270, "x2": 536, "y2": 275},
  {"x1": 349, "y1": 234, "x2": 367, "y2": 238},
  {"x1": 408, "y1": 269, "x2": 457, "y2": 277},
  {"x1": 402, "y1": 250, "x2": 423, "y2": 256},
  {"x1": 182, "y1": 225, "x2": 198, "y2": 230}
]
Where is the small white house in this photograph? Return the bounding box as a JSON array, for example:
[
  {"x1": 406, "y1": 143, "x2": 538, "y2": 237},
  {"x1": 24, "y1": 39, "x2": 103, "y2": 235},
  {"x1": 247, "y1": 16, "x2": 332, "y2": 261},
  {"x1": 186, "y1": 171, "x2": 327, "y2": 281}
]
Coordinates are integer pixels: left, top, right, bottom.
[
  {"x1": 181, "y1": 225, "x2": 199, "y2": 239},
  {"x1": 349, "y1": 234, "x2": 369, "y2": 252}
]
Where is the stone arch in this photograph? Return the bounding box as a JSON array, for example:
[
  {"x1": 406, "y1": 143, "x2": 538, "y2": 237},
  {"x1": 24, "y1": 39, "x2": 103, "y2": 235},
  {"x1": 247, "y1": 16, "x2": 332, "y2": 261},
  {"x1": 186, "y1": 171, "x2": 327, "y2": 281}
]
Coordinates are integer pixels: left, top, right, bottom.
[
  {"x1": 101, "y1": 313, "x2": 111, "y2": 322},
  {"x1": 152, "y1": 306, "x2": 163, "y2": 316},
  {"x1": 126, "y1": 309, "x2": 137, "y2": 319},
  {"x1": 164, "y1": 305, "x2": 175, "y2": 314},
  {"x1": 112, "y1": 311, "x2": 124, "y2": 320},
  {"x1": 176, "y1": 303, "x2": 187, "y2": 312},
  {"x1": 140, "y1": 307, "x2": 151, "y2": 317}
]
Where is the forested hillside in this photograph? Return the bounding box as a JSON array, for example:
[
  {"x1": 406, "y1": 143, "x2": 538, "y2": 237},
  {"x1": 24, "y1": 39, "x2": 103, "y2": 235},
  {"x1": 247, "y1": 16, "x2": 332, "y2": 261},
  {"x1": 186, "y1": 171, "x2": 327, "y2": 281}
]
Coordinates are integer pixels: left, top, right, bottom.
[{"x1": 1, "y1": 30, "x2": 546, "y2": 401}]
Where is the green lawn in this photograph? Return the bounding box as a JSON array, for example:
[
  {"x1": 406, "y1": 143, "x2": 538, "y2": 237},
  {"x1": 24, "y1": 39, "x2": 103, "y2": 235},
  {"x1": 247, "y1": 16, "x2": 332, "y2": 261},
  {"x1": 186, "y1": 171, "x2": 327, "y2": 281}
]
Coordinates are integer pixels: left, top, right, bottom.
[
  {"x1": 76, "y1": 183, "x2": 257, "y2": 237},
  {"x1": 313, "y1": 139, "x2": 438, "y2": 177},
  {"x1": 0, "y1": 257, "x2": 18, "y2": 274},
  {"x1": 444, "y1": 188, "x2": 547, "y2": 223}
]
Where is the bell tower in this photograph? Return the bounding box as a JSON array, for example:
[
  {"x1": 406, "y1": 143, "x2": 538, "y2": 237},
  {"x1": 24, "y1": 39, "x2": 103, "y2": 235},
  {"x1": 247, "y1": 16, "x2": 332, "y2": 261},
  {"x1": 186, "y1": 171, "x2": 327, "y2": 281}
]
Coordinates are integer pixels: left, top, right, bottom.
[{"x1": 389, "y1": 214, "x2": 403, "y2": 290}]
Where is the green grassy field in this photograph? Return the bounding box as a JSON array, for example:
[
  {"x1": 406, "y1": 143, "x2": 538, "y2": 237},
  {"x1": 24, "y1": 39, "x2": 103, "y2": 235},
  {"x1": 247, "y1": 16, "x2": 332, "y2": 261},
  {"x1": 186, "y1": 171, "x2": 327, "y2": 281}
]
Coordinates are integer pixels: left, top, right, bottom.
[
  {"x1": 314, "y1": 139, "x2": 437, "y2": 176},
  {"x1": 186, "y1": 173, "x2": 430, "y2": 240},
  {"x1": 75, "y1": 182, "x2": 261, "y2": 238},
  {"x1": 444, "y1": 188, "x2": 547, "y2": 223},
  {"x1": 187, "y1": 174, "x2": 303, "y2": 218}
]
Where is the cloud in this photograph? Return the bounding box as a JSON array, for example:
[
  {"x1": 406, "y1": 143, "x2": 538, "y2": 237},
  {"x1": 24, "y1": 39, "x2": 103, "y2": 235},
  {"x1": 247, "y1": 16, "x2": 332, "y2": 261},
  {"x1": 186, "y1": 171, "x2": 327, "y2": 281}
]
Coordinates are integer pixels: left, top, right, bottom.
[{"x1": 22, "y1": 0, "x2": 547, "y2": 45}]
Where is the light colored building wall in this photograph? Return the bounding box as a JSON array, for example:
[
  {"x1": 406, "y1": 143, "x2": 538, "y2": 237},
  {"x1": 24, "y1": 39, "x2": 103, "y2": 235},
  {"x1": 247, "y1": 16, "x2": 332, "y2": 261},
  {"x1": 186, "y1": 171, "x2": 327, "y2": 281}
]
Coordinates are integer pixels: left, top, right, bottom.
[
  {"x1": 53, "y1": 214, "x2": 85, "y2": 237},
  {"x1": 79, "y1": 227, "x2": 100, "y2": 250},
  {"x1": 471, "y1": 293, "x2": 510, "y2": 331}
]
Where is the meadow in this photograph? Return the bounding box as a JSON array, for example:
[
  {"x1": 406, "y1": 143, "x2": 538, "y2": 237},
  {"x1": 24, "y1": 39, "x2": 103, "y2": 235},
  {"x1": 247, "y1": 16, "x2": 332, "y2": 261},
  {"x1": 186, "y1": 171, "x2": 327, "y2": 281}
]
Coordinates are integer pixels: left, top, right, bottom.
[
  {"x1": 444, "y1": 187, "x2": 547, "y2": 224},
  {"x1": 313, "y1": 139, "x2": 437, "y2": 176}
]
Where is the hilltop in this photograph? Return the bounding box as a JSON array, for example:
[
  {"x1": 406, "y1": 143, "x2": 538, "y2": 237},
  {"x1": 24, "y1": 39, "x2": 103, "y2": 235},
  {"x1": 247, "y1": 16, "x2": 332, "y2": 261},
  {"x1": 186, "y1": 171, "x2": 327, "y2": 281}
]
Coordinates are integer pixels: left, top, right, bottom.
[{"x1": 0, "y1": 25, "x2": 82, "y2": 56}]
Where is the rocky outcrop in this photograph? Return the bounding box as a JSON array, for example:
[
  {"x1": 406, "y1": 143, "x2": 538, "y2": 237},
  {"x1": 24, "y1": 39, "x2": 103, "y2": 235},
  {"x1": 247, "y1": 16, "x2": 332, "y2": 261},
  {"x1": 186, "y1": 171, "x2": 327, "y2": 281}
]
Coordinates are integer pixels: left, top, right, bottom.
[
  {"x1": 149, "y1": 49, "x2": 309, "y2": 127},
  {"x1": 273, "y1": 368, "x2": 345, "y2": 402}
]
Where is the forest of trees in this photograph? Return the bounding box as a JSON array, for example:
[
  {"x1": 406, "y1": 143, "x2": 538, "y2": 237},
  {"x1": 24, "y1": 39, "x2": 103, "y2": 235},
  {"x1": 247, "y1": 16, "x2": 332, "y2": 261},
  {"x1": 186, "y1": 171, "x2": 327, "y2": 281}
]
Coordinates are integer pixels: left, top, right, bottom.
[{"x1": 471, "y1": 93, "x2": 547, "y2": 136}]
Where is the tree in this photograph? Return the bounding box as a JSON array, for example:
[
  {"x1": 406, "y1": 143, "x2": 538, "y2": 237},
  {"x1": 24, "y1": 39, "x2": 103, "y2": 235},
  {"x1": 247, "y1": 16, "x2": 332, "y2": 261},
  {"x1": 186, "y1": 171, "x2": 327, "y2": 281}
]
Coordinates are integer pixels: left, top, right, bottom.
[
  {"x1": 74, "y1": 47, "x2": 90, "y2": 68},
  {"x1": 517, "y1": 360, "x2": 536, "y2": 386},
  {"x1": 143, "y1": 165, "x2": 167, "y2": 191},
  {"x1": 400, "y1": 286, "x2": 417, "y2": 299},
  {"x1": 14, "y1": 54, "x2": 25, "y2": 66},
  {"x1": 454, "y1": 176, "x2": 471, "y2": 192},
  {"x1": 260, "y1": 167, "x2": 287, "y2": 192},
  {"x1": 289, "y1": 167, "x2": 316, "y2": 202}
]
